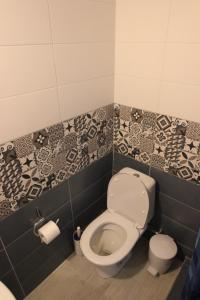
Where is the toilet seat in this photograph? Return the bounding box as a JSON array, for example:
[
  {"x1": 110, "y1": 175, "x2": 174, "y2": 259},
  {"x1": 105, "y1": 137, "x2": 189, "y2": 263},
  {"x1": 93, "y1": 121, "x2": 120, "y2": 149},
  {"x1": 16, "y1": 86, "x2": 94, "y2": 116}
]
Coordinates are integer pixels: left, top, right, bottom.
[{"x1": 80, "y1": 210, "x2": 145, "y2": 267}]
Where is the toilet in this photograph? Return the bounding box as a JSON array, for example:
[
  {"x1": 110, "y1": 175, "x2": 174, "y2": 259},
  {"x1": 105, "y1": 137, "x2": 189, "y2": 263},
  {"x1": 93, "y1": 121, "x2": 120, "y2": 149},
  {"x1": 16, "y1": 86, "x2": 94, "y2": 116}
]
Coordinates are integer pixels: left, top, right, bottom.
[
  {"x1": 80, "y1": 167, "x2": 156, "y2": 278},
  {"x1": 0, "y1": 281, "x2": 16, "y2": 300}
]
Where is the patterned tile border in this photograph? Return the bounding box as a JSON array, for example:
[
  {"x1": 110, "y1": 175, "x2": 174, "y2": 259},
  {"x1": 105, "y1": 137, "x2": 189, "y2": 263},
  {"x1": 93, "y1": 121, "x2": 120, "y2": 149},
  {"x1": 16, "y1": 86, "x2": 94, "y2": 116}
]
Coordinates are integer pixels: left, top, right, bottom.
[
  {"x1": 0, "y1": 104, "x2": 113, "y2": 219},
  {"x1": 114, "y1": 103, "x2": 200, "y2": 185},
  {"x1": 1, "y1": 101, "x2": 200, "y2": 220}
]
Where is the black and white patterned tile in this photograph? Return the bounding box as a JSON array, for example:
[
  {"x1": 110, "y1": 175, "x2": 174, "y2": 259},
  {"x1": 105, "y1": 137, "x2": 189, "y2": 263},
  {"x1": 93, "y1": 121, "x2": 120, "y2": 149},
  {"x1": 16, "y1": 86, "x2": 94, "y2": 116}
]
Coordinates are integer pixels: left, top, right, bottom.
[
  {"x1": 186, "y1": 121, "x2": 200, "y2": 142},
  {"x1": 32, "y1": 129, "x2": 49, "y2": 149},
  {"x1": 151, "y1": 114, "x2": 188, "y2": 171},
  {"x1": 0, "y1": 104, "x2": 114, "y2": 219},
  {"x1": 14, "y1": 134, "x2": 34, "y2": 158},
  {"x1": 114, "y1": 104, "x2": 200, "y2": 185},
  {"x1": 114, "y1": 104, "x2": 156, "y2": 165},
  {"x1": 1, "y1": 101, "x2": 200, "y2": 219}
]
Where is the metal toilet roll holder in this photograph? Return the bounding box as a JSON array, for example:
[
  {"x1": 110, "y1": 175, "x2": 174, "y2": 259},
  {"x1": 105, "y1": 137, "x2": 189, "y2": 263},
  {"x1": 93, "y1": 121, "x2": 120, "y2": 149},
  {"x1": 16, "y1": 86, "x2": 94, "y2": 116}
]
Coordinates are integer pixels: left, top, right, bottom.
[
  {"x1": 33, "y1": 207, "x2": 46, "y2": 237},
  {"x1": 33, "y1": 207, "x2": 60, "y2": 238}
]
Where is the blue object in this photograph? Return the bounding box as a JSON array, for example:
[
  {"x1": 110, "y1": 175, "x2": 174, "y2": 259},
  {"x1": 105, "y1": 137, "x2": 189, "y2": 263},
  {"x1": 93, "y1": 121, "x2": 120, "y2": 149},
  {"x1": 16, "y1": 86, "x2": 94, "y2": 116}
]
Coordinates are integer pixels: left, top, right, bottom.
[{"x1": 182, "y1": 229, "x2": 200, "y2": 300}]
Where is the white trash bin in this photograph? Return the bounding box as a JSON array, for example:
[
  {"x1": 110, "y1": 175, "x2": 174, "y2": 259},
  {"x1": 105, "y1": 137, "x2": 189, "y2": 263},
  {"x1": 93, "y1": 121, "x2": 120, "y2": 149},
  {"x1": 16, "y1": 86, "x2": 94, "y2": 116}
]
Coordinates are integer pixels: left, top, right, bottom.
[{"x1": 147, "y1": 234, "x2": 177, "y2": 276}]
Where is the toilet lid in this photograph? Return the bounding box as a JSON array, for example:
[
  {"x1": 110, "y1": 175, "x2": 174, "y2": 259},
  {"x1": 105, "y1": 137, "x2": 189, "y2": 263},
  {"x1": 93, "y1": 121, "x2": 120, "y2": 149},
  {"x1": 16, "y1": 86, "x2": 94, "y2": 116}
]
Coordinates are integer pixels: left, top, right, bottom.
[{"x1": 107, "y1": 173, "x2": 149, "y2": 227}]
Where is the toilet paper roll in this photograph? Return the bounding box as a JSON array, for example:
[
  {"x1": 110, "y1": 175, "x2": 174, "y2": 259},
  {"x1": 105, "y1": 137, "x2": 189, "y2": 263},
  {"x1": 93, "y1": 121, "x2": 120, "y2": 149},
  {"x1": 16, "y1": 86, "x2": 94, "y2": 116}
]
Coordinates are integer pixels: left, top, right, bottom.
[{"x1": 38, "y1": 220, "x2": 60, "y2": 245}]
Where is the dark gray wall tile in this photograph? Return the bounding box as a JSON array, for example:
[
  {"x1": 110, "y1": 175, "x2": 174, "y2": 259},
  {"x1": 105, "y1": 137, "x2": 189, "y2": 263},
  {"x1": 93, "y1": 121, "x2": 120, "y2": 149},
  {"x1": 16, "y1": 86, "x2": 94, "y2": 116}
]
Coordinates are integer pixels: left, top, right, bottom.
[
  {"x1": 69, "y1": 152, "x2": 112, "y2": 198},
  {"x1": 15, "y1": 223, "x2": 73, "y2": 294},
  {"x1": 177, "y1": 243, "x2": 194, "y2": 259},
  {"x1": 0, "y1": 180, "x2": 70, "y2": 246},
  {"x1": 150, "y1": 167, "x2": 200, "y2": 211},
  {"x1": 22, "y1": 245, "x2": 72, "y2": 296},
  {"x1": 6, "y1": 202, "x2": 73, "y2": 267},
  {"x1": 160, "y1": 214, "x2": 197, "y2": 250},
  {"x1": 71, "y1": 172, "x2": 111, "y2": 218},
  {"x1": 0, "y1": 239, "x2": 3, "y2": 251},
  {"x1": 113, "y1": 152, "x2": 149, "y2": 174},
  {"x1": 74, "y1": 195, "x2": 107, "y2": 229},
  {"x1": 159, "y1": 193, "x2": 200, "y2": 232},
  {"x1": 0, "y1": 249, "x2": 12, "y2": 278}
]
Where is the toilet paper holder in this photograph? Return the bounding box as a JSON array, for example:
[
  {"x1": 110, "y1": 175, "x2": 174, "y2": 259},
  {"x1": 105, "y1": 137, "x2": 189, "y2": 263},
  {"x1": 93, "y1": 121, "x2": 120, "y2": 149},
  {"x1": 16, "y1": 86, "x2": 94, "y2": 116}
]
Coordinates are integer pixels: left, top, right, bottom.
[
  {"x1": 33, "y1": 207, "x2": 46, "y2": 237},
  {"x1": 33, "y1": 207, "x2": 59, "y2": 237}
]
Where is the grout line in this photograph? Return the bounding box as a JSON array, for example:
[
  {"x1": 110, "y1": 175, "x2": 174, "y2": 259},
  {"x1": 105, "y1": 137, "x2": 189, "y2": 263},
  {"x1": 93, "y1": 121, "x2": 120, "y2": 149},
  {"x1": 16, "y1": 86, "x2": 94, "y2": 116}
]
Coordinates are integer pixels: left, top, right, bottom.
[
  {"x1": 161, "y1": 213, "x2": 198, "y2": 234},
  {"x1": 115, "y1": 41, "x2": 200, "y2": 45},
  {"x1": 67, "y1": 180, "x2": 75, "y2": 231},
  {"x1": 0, "y1": 76, "x2": 114, "y2": 104},
  {"x1": 0, "y1": 85, "x2": 57, "y2": 103},
  {"x1": 0, "y1": 41, "x2": 115, "y2": 47},
  {"x1": 160, "y1": 192, "x2": 200, "y2": 213},
  {"x1": 156, "y1": 0, "x2": 173, "y2": 113},
  {"x1": 5, "y1": 201, "x2": 72, "y2": 249},
  {"x1": 5, "y1": 218, "x2": 74, "y2": 272},
  {"x1": 70, "y1": 169, "x2": 112, "y2": 202},
  {"x1": 0, "y1": 238, "x2": 26, "y2": 297},
  {"x1": 114, "y1": 75, "x2": 200, "y2": 87},
  {"x1": 46, "y1": 0, "x2": 62, "y2": 123},
  {"x1": 58, "y1": 74, "x2": 114, "y2": 87},
  {"x1": 0, "y1": 102, "x2": 112, "y2": 147},
  {"x1": 74, "y1": 192, "x2": 107, "y2": 220}
]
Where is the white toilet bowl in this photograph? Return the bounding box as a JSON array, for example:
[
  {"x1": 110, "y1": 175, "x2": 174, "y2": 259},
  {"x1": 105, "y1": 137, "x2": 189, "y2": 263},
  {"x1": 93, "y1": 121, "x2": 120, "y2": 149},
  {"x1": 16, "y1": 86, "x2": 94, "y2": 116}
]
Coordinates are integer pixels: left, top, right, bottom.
[
  {"x1": 0, "y1": 282, "x2": 16, "y2": 300},
  {"x1": 81, "y1": 168, "x2": 156, "y2": 278}
]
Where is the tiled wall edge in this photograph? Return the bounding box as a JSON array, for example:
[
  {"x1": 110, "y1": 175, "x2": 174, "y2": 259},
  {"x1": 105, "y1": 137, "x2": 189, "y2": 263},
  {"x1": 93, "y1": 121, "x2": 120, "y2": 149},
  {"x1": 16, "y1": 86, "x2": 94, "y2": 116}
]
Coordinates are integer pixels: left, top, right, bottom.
[
  {"x1": 0, "y1": 104, "x2": 113, "y2": 219},
  {"x1": 113, "y1": 102, "x2": 200, "y2": 185}
]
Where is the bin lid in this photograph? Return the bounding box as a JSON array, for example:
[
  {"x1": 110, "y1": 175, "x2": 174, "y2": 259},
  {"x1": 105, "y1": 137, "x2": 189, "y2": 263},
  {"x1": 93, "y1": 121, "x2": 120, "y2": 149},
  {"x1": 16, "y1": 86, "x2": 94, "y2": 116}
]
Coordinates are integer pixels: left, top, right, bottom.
[{"x1": 149, "y1": 234, "x2": 177, "y2": 260}]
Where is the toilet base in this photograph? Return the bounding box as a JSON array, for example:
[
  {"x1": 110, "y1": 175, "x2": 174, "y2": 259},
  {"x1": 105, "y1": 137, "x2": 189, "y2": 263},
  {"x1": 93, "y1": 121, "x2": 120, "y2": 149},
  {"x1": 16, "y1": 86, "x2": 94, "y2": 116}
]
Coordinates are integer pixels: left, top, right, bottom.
[{"x1": 96, "y1": 252, "x2": 132, "y2": 278}]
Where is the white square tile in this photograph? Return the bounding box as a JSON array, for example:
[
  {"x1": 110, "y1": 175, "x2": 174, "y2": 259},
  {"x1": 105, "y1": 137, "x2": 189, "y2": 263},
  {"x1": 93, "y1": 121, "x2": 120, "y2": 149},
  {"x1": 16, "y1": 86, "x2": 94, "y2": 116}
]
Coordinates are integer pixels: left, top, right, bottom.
[
  {"x1": 58, "y1": 77, "x2": 113, "y2": 120},
  {"x1": 115, "y1": 42, "x2": 165, "y2": 79},
  {"x1": 168, "y1": 0, "x2": 200, "y2": 42},
  {"x1": 116, "y1": 0, "x2": 171, "y2": 42},
  {"x1": 48, "y1": 0, "x2": 115, "y2": 43},
  {"x1": 115, "y1": 75, "x2": 160, "y2": 112},
  {"x1": 0, "y1": 0, "x2": 51, "y2": 45},
  {"x1": 163, "y1": 44, "x2": 200, "y2": 85},
  {"x1": 0, "y1": 45, "x2": 56, "y2": 98},
  {"x1": 159, "y1": 81, "x2": 200, "y2": 123},
  {"x1": 54, "y1": 43, "x2": 114, "y2": 85},
  {"x1": 0, "y1": 88, "x2": 60, "y2": 144}
]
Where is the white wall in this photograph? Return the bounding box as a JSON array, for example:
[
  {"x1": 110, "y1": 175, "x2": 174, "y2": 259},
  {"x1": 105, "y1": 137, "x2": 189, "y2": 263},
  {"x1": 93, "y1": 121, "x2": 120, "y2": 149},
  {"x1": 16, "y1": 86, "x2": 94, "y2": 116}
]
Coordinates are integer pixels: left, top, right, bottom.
[
  {"x1": 115, "y1": 0, "x2": 200, "y2": 123},
  {"x1": 0, "y1": 0, "x2": 115, "y2": 144}
]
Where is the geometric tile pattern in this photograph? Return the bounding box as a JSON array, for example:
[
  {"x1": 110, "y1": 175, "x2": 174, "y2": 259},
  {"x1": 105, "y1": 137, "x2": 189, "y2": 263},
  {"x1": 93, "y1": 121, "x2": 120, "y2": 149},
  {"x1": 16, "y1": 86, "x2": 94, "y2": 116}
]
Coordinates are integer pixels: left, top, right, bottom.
[
  {"x1": 0, "y1": 104, "x2": 113, "y2": 219},
  {"x1": 1, "y1": 102, "x2": 200, "y2": 219},
  {"x1": 114, "y1": 103, "x2": 200, "y2": 185}
]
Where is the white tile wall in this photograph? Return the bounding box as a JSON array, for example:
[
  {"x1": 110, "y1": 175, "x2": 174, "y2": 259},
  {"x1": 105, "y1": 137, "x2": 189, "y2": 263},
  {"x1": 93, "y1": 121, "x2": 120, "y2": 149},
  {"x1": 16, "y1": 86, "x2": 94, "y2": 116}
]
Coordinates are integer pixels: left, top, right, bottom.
[
  {"x1": 54, "y1": 43, "x2": 114, "y2": 85},
  {"x1": 116, "y1": 0, "x2": 171, "y2": 42},
  {"x1": 115, "y1": 76, "x2": 160, "y2": 112},
  {"x1": 115, "y1": 0, "x2": 200, "y2": 123},
  {"x1": 0, "y1": 45, "x2": 56, "y2": 98},
  {"x1": 2, "y1": 0, "x2": 200, "y2": 143},
  {"x1": 0, "y1": 0, "x2": 115, "y2": 144},
  {"x1": 0, "y1": 0, "x2": 51, "y2": 45},
  {"x1": 115, "y1": 43, "x2": 165, "y2": 79},
  {"x1": 0, "y1": 88, "x2": 60, "y2": 142},
  {"x1": 59, "y1": 77, "x2": 114, "y2": 120},
  {"x1": 48, "y1": 0, "x2": 115, "y2": 43}
]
